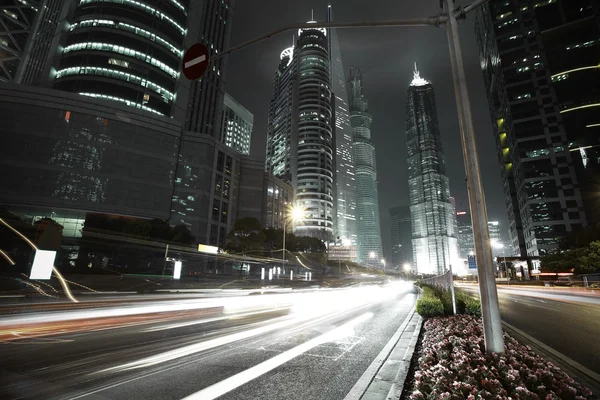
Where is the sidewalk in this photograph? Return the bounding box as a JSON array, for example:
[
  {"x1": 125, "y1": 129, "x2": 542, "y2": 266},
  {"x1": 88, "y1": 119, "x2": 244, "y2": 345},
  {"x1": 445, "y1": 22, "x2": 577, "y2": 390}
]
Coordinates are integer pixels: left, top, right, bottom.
[{"x1": 345, "y1": 308, "x2": 422, "y2": 400}]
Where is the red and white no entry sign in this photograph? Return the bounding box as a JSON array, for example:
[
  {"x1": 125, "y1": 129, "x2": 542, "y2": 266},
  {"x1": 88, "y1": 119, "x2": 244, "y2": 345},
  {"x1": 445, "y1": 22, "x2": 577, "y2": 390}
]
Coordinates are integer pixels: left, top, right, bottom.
[{"x1": 182, "y1": 43, "x2": 210, "y2": 80}]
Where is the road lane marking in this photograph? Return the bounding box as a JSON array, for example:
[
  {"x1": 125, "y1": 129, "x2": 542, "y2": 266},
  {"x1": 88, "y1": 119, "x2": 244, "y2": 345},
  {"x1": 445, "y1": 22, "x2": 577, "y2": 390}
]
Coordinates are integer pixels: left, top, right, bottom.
[
  {"x1": 184, "y1": 55, "x2": 206, "y2": 68},
  {"x1": 141, "y1": 308, "x2": 290, "y2": 332},
  {"x1": 181, "y1": 313, "x2": 373, "y2": 400}
]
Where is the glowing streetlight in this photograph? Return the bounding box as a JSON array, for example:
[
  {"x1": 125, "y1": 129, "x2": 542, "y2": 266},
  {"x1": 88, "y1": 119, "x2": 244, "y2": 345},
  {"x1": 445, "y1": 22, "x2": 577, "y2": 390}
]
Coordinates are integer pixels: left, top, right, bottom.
[
  {"x1": 403, "y1": 263, "x2": 411, "y2": 272},
  {"x1": 381, "y1": 259, "x2": 386, "y2": 270},
  {"x1": 369, "y1": 251, "x2": 375, "y2": 259},
  {"x1": 283, "y1": 203, "x2": 306, "y2": 275}
]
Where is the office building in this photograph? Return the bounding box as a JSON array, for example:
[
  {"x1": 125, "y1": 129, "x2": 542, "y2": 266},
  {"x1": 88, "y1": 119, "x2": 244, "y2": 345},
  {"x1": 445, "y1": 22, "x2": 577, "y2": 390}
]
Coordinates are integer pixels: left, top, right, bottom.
[
  {"x1": 475, "y1": 0, "x2": 597, "y2": 256},
  {"x1": 262, "y1": 173, "x2": 294, "y2": 232},
  {"x1": 1, "y1": 83, "x2": 183, "y2": 236},
  {"x1": 0, "y1": 0, "x2": 41, "y2": 82},
  {"x1": 456, "y1": 211, "x2": 475, "y2": 259},
  {"x1": 265, "y1": 18, "x2": 335, "y2": 241},
  {"x1": 390, "y1": 206, "x2": 413, "y2": 269},
  {"x1": 220, "y1": 93, "x2": 253, "y2": 155},
  {"x1": 328, "y1": 6, "x2": 357, "y2": 245},
  {"x1": 1, "y1": 0, "x2": 238, "y2": 244},
  {"x1": 406, "y1": 65, "x2": 459, "y2": 275},
  {"x1": 348, "y1": 67, "x2": 383, "y2": 265}
]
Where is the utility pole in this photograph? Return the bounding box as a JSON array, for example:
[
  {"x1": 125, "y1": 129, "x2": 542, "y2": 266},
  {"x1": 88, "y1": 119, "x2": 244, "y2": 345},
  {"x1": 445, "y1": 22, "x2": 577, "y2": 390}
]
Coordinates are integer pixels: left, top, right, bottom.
[{"x1": 443, "y1": 0, "x2": 504, "y2": 353}]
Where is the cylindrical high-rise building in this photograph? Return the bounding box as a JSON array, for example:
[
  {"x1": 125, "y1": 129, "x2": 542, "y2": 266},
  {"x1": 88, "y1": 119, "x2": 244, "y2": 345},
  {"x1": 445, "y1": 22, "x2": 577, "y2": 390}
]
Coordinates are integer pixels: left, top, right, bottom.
[
  {"x1": 51, "y1": 0, "x2": 189, "y2": 116},
  {"x1": 295, "y1": 22, "x2": 334, "y2": 240},
  {"x1": 348, "y1": 67, "x2": 383, "y2": 266},
  {"x1": 406, "y1": 65, "x2": 459, "y2": 275},
  {"x1": 266, "y1": 21, "x2": 335, "y2": 241}
]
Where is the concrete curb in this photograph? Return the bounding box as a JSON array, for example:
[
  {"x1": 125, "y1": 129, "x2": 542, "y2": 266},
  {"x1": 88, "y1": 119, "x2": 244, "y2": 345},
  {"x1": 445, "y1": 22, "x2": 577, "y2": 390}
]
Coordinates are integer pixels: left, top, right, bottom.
[
  {"x1": 502, "y1": 321, "x2": 600, "y2": 396},
  {"x1": 344, "y1": 290, "x2": 423, "y2": 400}
]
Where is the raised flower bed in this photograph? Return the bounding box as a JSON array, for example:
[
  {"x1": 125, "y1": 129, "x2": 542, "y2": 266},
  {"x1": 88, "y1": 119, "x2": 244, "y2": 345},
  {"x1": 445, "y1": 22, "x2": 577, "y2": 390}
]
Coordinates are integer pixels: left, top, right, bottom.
[{"x1": 407, "y1": 315, "x2": 596, "y2": 400}]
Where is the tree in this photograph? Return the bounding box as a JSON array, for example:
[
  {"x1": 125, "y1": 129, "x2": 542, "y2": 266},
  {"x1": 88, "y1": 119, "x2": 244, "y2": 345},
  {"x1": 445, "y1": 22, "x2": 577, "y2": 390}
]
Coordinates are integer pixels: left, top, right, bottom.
[
  {"x1": 170, "y1": 224, "x2": 195, "y2": 244},
  {"x1": 576, "y1": 241, "x2": 600, "y2": 273},
  {"x1": 224, "y1": 218, "x2": 265, "y2": 254},
  {"x1": 541, "y1": 241, "x2": 600, "y2": 274}
]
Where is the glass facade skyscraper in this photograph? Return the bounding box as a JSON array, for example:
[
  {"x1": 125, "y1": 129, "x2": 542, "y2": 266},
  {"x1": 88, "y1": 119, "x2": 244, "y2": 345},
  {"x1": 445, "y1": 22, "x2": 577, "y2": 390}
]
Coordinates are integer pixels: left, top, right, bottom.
[
  {"x1": 406, "y1": 66, "x2": 459, "y2": 275},
  {"x1": 328, "y1": 7, "x2": 357, "y2": 245},
  {"x1": 475, "y1": 0, "x2": 597, "y2": 257},
  {"x1": 265, "y1": 20, "x2": 335, "y2": 241},
  {"x1": 348, "y1": 67, "x2": 383, "y2": 265}
]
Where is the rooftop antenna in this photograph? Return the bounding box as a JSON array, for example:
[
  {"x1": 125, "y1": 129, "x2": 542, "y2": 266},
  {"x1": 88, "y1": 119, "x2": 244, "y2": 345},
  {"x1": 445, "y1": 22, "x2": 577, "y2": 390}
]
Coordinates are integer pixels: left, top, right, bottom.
[{"x1": 311, "y1": 9, "x2": 314, "y2": 21}]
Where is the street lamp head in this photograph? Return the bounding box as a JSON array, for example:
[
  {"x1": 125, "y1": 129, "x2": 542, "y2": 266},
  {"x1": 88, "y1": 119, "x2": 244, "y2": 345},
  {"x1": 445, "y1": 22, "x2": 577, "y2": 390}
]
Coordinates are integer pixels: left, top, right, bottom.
[
  {"x1": 289, "y1": 204, "x2": 306, "y2": 223},
  {"x1": 381, "y1": 259, "x2": 385, "y2": 265},
  {"x1": 403, "y1": 263, "x2": 411, "y2": 272},
  {"x1": 369, "y1": 251, "x2": 375, "y2": 259}
]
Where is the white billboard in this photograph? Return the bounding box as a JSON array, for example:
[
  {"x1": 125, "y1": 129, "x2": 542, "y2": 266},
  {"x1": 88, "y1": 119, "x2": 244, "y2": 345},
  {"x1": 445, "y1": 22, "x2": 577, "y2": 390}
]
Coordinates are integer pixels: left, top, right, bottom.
[{"x1": 30, "y1": 250, "x2": 56, "y2": 280}]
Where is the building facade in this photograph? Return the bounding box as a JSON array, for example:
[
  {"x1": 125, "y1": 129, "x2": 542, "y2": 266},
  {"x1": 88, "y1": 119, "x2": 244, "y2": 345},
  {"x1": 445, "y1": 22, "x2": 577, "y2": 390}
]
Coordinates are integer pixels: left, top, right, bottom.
[
  {"x1": 1, "y1": 83, "x2": 182, "y2": 233},
  {"x1": 265, "y1": 20, "x2": 335, "y2": 241},
  {"x1": 220, "y1": 93, "x2": 253, "y2": 155},
  {"x1": 184, "y1": 0, "x2": 234, "y2": 136},
  {"x1": 0, "y1": 0, "x2": 42, "y2": 82},
  {"x1": 475, "y1": 0, "x2": 597, "y2": 257},
  {"x1": 1, "y1": 0, "x2": 239, "y2": 245},
  {"x1": 456, "y1": 211, "x2": 475, "y2": 259},
  {"x1": 262, "y1": 173, "x2": 293, "y2": 232},
  {"x1": 406, "y1": 66, "x2": 459, "y2": 275},
  {"x1": 348, "y1": 67, "x2": 384, "y2": 266},
  {"x1": 390, "y1": 206, "x2": 413, "y2": 270},
  {"x1": 328, "y1": 6, "x2": 357, "y2": 245}
]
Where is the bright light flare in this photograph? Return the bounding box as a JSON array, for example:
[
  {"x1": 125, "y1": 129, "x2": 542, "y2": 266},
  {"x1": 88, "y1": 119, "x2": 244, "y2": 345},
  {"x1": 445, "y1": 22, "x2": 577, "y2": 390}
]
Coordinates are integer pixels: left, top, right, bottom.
[
  {"x1": 173, "y1": 261, "x2": 182, "y2": 280},
  {"x1": 287, "y1": 203, "x2": 306, "y2": 223},
  {"x1": 30, "y1": 250, "x2": 56, "y2": 280}
]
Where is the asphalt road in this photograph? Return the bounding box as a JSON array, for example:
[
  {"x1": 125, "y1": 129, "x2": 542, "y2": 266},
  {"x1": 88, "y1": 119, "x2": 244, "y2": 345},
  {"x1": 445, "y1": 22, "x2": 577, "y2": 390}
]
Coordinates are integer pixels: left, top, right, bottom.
[
  {"x1": 0, "y1": 282, "x2": 417, "y2": 400},
  {"x1": 459, "y1": 285, "x2": 600, "y2": 374}
]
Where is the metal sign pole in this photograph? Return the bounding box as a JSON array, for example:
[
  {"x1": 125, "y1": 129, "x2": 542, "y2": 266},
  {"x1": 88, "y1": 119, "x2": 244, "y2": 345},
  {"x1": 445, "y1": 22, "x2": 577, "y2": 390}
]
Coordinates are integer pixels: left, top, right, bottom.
[{"x1": 444, "y1": 0, "x2": 504, "y2": 353}]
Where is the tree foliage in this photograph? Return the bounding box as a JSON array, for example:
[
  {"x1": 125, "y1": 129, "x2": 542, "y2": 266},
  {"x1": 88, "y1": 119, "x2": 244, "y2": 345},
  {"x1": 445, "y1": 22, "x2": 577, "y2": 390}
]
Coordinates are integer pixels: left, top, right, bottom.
[
  {"x1": 83, "y1": 214, "x2": 195, "y2": 245},
  {"x1": 223, "y1": 217, "x2": 265, "y2": 253},
  {"x1": 224, "y1": 218, "x2": 326, "y2": 255},
  {"x1": 541, "y1": 241, "x2": 600, "y2": 274}
]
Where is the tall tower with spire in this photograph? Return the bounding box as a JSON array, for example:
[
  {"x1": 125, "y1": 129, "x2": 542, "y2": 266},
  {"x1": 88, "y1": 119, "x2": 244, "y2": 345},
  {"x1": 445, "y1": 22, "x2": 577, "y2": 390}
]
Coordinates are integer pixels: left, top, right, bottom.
[
  {"x1": 327, "y1": 5, "x2": 357, "y2": 246},
  {"x1": 348, "y1": 67, "x2": 384, "y2": 266},
  {"x1": 406, "y1": 64, "x2": 459, "y2": 275}
]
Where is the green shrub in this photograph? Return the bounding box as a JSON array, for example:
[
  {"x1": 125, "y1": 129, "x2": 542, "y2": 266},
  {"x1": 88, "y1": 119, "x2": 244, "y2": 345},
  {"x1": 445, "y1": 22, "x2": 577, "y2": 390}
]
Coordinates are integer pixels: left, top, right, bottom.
[
  {"x1": 421, "y1": 286, "x2": 437, "y2": 298},
  {"x1": 464, "y1": 297, "x2": 481, "y2": 317},
  {"x1": 454, "y1": 291, "x2": 469, "y2": 314},
  {"x1": 416, "y1": 297, "x2": 444, "y2": 318}
]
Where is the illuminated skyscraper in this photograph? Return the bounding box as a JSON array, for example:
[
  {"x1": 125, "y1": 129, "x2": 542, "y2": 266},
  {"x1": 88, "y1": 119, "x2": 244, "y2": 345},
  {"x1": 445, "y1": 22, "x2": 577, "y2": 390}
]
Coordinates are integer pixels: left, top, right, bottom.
[
  {"x1": 265, "y1": 19, "x2": 335, "y2": 241},
  {"x1": 406, "y1": 65, "x2": 459, "y2": 275},
  {"x1": 328, "y1": 6, "x2": 356, "y2": 245},
  {"x1": 348, "y1": 67, "x2": 383, "y2": 266},
  {"x1": 475, "y1": 0, "x2": 596, "y2": 256}
]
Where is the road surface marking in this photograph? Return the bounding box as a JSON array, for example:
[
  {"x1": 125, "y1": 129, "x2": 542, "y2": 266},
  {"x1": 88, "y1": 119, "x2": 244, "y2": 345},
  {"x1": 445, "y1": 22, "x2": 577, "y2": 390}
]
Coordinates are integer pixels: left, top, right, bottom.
[
  {"x1": 181, "y1": 313, "x2": 373, "y2": 400},
  {"x1": 184, "y1": 55, "x2": 206, "y2": 68}
]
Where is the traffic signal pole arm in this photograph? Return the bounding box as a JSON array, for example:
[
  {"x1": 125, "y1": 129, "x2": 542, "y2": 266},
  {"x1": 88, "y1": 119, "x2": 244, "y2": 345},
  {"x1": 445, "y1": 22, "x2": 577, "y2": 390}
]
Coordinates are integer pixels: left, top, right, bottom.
[{"x1": 209, "y1": 0, "x2": 490, "y2": 63}]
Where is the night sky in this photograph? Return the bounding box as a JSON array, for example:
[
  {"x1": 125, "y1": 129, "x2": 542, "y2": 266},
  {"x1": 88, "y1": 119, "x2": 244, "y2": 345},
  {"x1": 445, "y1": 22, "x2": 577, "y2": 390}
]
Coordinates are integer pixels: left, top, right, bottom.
[{"x1": 225, "y1": 0, "x2": 509, "y2": 257}]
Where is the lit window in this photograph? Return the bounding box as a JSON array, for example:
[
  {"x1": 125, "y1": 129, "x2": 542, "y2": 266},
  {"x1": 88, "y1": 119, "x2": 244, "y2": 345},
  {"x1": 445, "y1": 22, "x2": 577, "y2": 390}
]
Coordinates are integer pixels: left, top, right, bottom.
[{"x1": 108, "y1": 58, "x2": 129, "y2": 68}]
